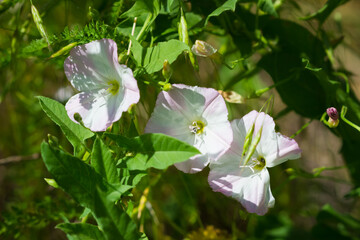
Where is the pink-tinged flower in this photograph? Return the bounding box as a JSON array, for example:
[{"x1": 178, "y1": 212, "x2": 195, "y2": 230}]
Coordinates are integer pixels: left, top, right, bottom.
[
  {"x1": 145, "y1": 84, "x2": 233, "y2": 173},
  {"x1": 208, "y1": 110, "x2": 301, "y2": 215},
  {"x1": 64, "y1": 39, "x2": 140, "y2": 131}
]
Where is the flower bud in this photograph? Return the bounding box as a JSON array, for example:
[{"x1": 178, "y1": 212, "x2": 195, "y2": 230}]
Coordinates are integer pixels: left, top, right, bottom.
[
  {"x1": 31, "y1": 2, "x2": 52, "y2": 51},
  {"x1": 327, "y1": 107, "x2": 339, "y2": 121},
  {"x1": 73, "y1": 112, "x2": 83, "y2": 124},
  {"x1": 191, "y1": 40, "x2": 217, "y2": 57},
  {"x1": 44, "y1": 178, "x2": 59, "y2": 188},
  {"x1": 326, "y1": 107, "x2": 339, "y2": 128},
  {"x1": 47, "y1": 134, "x2": 59, "y2": 148},
  {"x1": 162, "y1": 59, "x2": 173, "y2": 81},
  {"x1": 162, "y1": 83, "x2": 172, "y2": 91},
  {"x1": 218, "y1": 90, "x2": 245, "y2": 104}
]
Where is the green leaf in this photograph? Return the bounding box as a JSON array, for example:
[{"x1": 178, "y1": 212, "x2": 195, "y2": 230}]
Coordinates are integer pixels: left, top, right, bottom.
[
  {"x1": 37, "y1": 96, "x2": 94, "y2": 152},
  {"x1": 300, "y1": 0, "x2": 349, "y2": 24},
  {"x1": 92, "y1": 138, "x2": 119, "y2": 184},
  {"x1": 120, "y1": 0, "x2": 160, "y2": 42},
  {"x1": 56, "y1": 223, "x2": 105, "y2": 240},
  {"x1": 105, "y1": 133, "x2": 200, "y2": 170},
  {"x1": 121, "y1": 0, "x2": 160, "y2": 19},
  {"x1": 258, "y1": 18, "x2": 327, "y2": 118},
  {"x1": 204, "y1": 0, "x2": 239, "y2": 26},
  {"x1": 131, "y1": 38, "x2": 189, "y2": 74},
  {"x1": 41, "y1": 142, "x2": 114, "y2": 210},
  {"x1": 93, "y1": 187, "x2": 143, "y2": 240},
  {"x1": 258, "y1": 0, "x2": 278, "y2": 17}
]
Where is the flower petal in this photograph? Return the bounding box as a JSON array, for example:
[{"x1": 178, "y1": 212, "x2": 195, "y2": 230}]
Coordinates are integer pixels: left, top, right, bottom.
[
  {"x1": 241, "y1": 110, "x2": 275, "y2": 142},
  {"x1": 262, "y1": 133, "x2": 302, "y2": 167},
  {"x1": 144, "y1": 90, "x2": 195, "y2": 143},
  {"x1": 65, "y1": 89, "x2": 128, "y2": 132},
  {"x1": 64, "y1": 39, "x2": 120, "y2": 91},
  {"x1": 174, "y1": 154, "x2": 209, "y2": 173},
  {"x1": 208, "y1": 166, "x2": 275, "y2": 215}
]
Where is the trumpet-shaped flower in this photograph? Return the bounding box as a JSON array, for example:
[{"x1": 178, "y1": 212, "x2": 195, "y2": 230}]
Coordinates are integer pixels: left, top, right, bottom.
[
  {"x1": 64, "y1": 38, "x2": 140, "y2": 131},
  {"x1": 208, "y1": 110, "x2": 301, "y2": 215},
  {"x1": 145, "y1": 84, "x2": 233, "y2": 173}
]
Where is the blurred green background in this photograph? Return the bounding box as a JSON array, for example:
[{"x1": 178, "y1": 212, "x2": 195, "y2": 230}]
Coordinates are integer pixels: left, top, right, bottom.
[{"x1": 1, "y1": 0, "x2": 360, "y2": 239}]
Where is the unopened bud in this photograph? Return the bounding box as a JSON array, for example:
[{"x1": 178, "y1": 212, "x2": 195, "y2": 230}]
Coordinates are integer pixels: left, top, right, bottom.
[
  {"x1": 162, "y1": 83, "x2": 172, "y2": 91},
  {"x1": 218, "y1": 90, "x2": 245, "y2": 104},
  {"x1": 74, "y1": 112, "x2": 83, "y2": 124},
  {"x1": 328, "y1": 118, "x2": 339, "y2": 128},
  {"x1": 327, "y1": 107, "x2": 339, "y2": 121},
  {"x1": 44, "y1": 178, "x2": 59, "y2": 188},
  {"x1": 162, "y1": 60, "x2": 173, "y2": 81},
  {"x1": 191, "y1": 40, "x2": 217, "y2": 57},
  {"x1": 326, "y1": 107, "x2": 339, "y2": 128},
  {"x1": 48, "y1": 134, "x2": 59, "y2": 148}
]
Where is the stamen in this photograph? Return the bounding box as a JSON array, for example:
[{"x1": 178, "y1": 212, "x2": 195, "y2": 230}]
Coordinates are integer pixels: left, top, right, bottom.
[
  {"x1": 240, "y1": 156, "x2": 266, "y2": 172},
  {"x1": 108, "y1": 80, "x2": 120, "y2": 95},
  {"x1": 253, "y1": 157, "x2": 266, "y2": 171},
  {"x1": 189, "y1": 120, "x2": 205, "y2": 134}
]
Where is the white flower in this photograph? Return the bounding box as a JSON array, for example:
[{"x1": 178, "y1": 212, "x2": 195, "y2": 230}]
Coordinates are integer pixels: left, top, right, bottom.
[
  {"x1": 64, "y1": 38, "x2": 140, "y2": 132},
  {"x1": 208, "y1": 110, "x2": 301, "y2": 215},
  {"x1": 145, "y1": 84, "x2": 233, "y2": 173}
]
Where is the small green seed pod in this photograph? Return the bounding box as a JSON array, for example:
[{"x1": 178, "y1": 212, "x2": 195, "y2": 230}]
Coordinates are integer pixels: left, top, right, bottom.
[
  {"x1": 178, "y1": 8, "x2": 188, "y2": 45},
  {"x1": 243, "y1": 125, "x2": 263, "y2": 166},
  {"x1": 178, "y1": 8, "x2": 199, "y2": 71},
  {"x1": 30, "y1": 1, "x2": 52, "y2": 51},
  {"x1": 241, "y1": 122, "x2": 255, "y2": 157},
  {"x1": 49, "y1": 42, "x2": 78, "y2": 59}
]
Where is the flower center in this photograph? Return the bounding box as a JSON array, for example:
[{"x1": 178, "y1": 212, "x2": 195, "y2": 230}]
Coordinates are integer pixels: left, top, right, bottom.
[
  {"x1": 189, "y1": 120, "x2": 206, "y2": 134},
  {"x1": 107, "y1": 80, "x2": 120, "y2": 95},
  {"x1": 253, "y1": 156, "x2": 266, "y2": 171}
]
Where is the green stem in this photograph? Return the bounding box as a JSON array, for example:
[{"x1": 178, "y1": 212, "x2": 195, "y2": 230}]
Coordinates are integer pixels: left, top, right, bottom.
[
  {"x1": 341, "y1": 106, "x2": 360, "y2": 132},
  {"x1": 255, "y1": 75, "x2": 293, "y2": 97},
  {"x1": 136, "y1": 13, "x2": 152, "y2": 42},
  {"x1": 291, "y1": 119, "x2": 313, "y2": 138}
]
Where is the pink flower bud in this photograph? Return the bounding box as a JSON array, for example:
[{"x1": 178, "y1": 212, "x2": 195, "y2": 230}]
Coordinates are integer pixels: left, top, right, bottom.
[{"x1": 327, "y1": 107, "x2": 339, "y2": 121}]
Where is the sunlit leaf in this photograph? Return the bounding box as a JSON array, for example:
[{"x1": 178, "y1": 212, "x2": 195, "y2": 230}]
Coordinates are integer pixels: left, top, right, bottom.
[
  {"x1": 131, "y1": 38, "x2": 189, "y2": 74},
  {"x1": 41, "y1": 142, "x2": 115, "y2": 210},
  {"x1": 38, "y1": 96, "x2": 94, "y2": 151},
  {"x1": 105, "y1": 133, "x2": 200, "y2": 170},
  {"x1": 120, "y1": 0, "x2": 160, "y2": 19},
  {"x1": 92, "y1": 138, "x2": 119, "y2": 184},
  {"x1": 204, "y1": 0, "x2": 239, "y2": 26}
]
